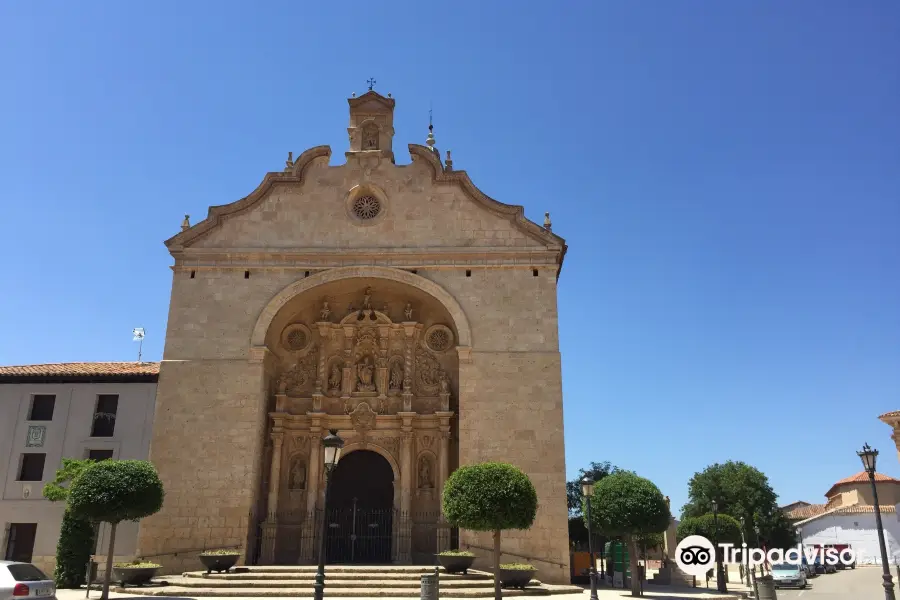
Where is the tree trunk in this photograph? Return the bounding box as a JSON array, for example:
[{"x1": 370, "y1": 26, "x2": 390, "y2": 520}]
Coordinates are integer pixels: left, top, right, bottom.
[
  {"x1": 626, "y1": 535, "x2": 641, "y2": 597},
  {"x1": 493, "y1": 530, "x2": 501, "y2": 600},
  {"x1": 101, "y1": 522, "x2": 117, "y2": 600}
]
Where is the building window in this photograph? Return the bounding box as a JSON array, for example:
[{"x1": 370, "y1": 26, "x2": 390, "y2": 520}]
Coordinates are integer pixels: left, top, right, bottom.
[
  {"x1": 4, "y1": 523, "x2": 37, "y2": 562},
  {"x1": 28, "y1": 395, "x2": 55, "y2": 421},
  {"x1": 17, "y1": 453, "x2": 46, "y2": 481},
  {"x1": 87, "y1": 449, "x2": 114, "y2": 461},
  {"x1": 90, "y1": 394, "x2": 119, "y2": 437}
]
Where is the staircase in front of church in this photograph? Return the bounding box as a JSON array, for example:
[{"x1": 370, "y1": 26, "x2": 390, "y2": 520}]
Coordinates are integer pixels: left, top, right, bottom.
[{"x1": 116, "y1": 565, "x2": 586, "y2": 598}]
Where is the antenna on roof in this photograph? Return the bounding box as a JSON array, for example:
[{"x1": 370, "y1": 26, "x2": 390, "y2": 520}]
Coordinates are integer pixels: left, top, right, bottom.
[{"x1": 133, "y1": 328, "x2": 146, "y2": 363}]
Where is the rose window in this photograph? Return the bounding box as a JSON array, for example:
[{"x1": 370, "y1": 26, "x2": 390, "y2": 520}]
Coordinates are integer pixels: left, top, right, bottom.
[
  {"x1": 425, "y1": 325, "x2": 454, "y2": 352},
  {"x1": 352, "y1": 195, "x2": 381, "y2": 220}
]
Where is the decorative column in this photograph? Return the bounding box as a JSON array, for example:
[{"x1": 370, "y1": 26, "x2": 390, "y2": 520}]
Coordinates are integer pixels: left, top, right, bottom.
[
  {"x1": 401, "y1": 324, "x2": 416, "y2": 412},
  {"x1": 302, "y1": 423, "x2": 322, "y2": 563},
  {"x1": 264, "y1": 429, "x2": 284, "y2": 564},
  {"x1": 397, "y1": 413, "x2": 415, "y2": 564}
]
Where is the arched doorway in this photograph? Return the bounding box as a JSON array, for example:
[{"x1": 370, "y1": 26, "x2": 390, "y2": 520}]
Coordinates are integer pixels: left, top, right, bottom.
[{"x1": 325, "y1": 450, "x2": 394, "y2": 563}]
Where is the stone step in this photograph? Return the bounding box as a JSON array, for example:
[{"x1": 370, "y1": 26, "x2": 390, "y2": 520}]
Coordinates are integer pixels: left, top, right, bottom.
[
  {"x1": 117, "y1": 586, "x2": 581, "y2": 598},
  {"x1": 186, "y1": 571, "x2": 491, "y2": 581},
  {"x1": 163, "y1": 577, "x2": 493, "y2": 589},
  {"x1": 212, "y1": 566, "x2": 444, "y2": 574}
]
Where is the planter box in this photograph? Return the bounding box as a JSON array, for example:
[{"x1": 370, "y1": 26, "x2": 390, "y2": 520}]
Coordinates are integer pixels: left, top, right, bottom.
[
  {"x1": 436, "y1": 554, "x2": 476, "y2": 575},
  {"x1": 499, "y1": 568, "x2": 536, "y2": 590},
  {"x1": 114, "y1": 566, "x2": 160, "y2": 587},
  {"x1": 199, "y1": 554, "x2": 241, "y2": 574}
]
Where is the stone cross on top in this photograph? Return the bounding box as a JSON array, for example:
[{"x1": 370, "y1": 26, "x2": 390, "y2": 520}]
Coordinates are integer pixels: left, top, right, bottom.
[{"x1": 367, "y1": 77, "x2": 376, "y2": 91}]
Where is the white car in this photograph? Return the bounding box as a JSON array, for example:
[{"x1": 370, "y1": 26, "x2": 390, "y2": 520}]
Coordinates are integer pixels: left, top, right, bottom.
[
  {"x1": 772, "y1": 562, "x2": 807, "y2": 589},
  {"x1": 0, "y1": 561, "x2": 57, "y2": 600}
]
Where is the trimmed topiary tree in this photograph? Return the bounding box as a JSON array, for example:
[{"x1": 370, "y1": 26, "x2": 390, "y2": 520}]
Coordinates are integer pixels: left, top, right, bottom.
[
  {"x1": 588, "y1": 471, "x2": 670, "y2": 597},
  {"x1": 676, "y1": 513, "x2": 742, "y2": 546},
  {"x1": 68, "y1": 460, "x2": 164, "y2": 600},
  {"x1": 442, "y1": 462, "x2": 538, "y2": 600},
  {"x1": 43, "y1": 459, "x2": 97, "y2": 588}
]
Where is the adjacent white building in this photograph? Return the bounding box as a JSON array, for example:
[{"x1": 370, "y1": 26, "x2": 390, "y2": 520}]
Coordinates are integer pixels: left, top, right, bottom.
[{"x1": 0, "y1": 362, "x2": 158, "y2": 575}]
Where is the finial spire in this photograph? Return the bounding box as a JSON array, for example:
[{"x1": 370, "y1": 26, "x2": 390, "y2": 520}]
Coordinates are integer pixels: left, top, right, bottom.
[
  {"x1": 285, "y1": 151, "x2": 294, "y2": 171},
  {"x1": 181, "y1": 215, "x2": 191, "y2": 231},
  {"x1": 367, "y1": 77, "x2": 376, "y2": 91},
  {"x1": 445, "y1": 150, "x2": 453, "y2": 171},
  {"x1": 426, "y1": 103, "x2": 436, "y2": 148},
  {"x1": 543, "y1": 212, "x2": 552, "y2": 231}
]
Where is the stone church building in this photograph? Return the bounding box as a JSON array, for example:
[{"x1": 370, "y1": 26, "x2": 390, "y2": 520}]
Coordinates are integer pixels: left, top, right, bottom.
[{"x1": 136, "y1": 90, "x2": 570, "y2": 582}]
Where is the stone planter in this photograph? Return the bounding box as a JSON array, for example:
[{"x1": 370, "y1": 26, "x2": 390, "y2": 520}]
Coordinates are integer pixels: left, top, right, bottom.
[
  {"x1": 498, "y1": 567, "x2": 536, "y2": 589},
  {"x1": 199, "y1": 553, "x2": 241, "y2": 574},
  {"x1": 114, "y1": 566, "x2": 160, "y2": 587},
  {"x1": 436, "y1": 554, "x2": 476, "y2": 575}
]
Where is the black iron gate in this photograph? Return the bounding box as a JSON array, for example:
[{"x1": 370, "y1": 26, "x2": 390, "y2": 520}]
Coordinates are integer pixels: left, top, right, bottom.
[{"x1": 326, "y1": 499, "x2": 394, "y2": 563}]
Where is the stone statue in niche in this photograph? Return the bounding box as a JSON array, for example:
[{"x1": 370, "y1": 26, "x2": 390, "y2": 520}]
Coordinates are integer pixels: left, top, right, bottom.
[
  {"x1": 419, "y1": 456, "x2": 433, "y2": 489},
  {"x1": 320, "y1": 301, "x2": 331, "y2": 321},
  {"x1": 363, "y1": 125, "x2": 379, "y2": 150},
  {"x1": 328, "y1": 363, "x2": 342, "y2": 392},
  {"x1": 289, "y1": 458, "x2": 307, "y2": 490},
  {"x1": 356, "y1": 357, "x2": 376, "y2": 392},
  {"x1": 439, "y1": 372, "x2": 450, "y2": 394},
  {"x1": 389, "y1": 361, "x2": 404, "y2": 392},
  {"x1": 404, "y1": 302, "x2": 413, "y2": 320}
]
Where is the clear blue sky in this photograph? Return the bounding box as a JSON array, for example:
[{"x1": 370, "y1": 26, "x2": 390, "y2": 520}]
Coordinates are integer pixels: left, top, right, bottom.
[{"x1": 2, "y1": 2, "x2": 898, "y2": 515}]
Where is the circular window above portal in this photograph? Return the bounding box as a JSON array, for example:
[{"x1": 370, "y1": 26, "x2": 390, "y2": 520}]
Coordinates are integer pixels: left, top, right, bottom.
[
  {"x1": 345, "y1": 184, "x2": 388, "y2": 226},
  {"x1": 281, "y1": 323, "x2": 312, "y2": 352},
  {"x1": 352, "y1": 195, "x2": 381, "y2": 220},
  {"x1": 425, "y1": 324, "x2": 454, "y2": 353}
]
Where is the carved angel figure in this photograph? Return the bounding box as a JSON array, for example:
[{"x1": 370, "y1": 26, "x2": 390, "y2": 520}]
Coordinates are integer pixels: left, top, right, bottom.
[{"x1": 328, "y1": 363, "x2": 342, "y2": 391}]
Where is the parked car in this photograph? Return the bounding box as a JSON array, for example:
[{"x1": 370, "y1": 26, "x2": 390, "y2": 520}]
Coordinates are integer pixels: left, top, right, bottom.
[
  {"x1": 772, "y1": 562, "x2": 807, "y2": 589},
  {"x1": 0, "y1": 561, "x2": 57, "y2": 600}
]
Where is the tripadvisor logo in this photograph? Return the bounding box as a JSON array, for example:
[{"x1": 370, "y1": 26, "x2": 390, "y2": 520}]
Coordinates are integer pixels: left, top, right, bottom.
[{"x1": 674, "y1": 535, "x2": 857, "y2": 577}]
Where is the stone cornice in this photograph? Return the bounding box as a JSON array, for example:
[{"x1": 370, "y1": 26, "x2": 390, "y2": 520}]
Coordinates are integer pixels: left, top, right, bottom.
[{"x1": 171, "y1": 245, "x2": 560, "y2": 268}]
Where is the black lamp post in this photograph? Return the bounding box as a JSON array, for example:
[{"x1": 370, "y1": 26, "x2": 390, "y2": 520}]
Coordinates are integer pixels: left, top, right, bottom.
[
  {"x1": 582, "y1": 477, "x2": 599, "y2": 600},
  {"x1": 753, "y1": 524, "x2": 762, "y2": 576},
  {"x1": 711, "y1": 500, "x2": 726, "y2": 592},
  {"x1": 739, "y1": 516, "x2": 751, "y2": 587},
  {"x1": 314, "y1": 429, "x2": 344, "y2": 600},
  {"x1": 858, "y1": 443, "x2": 896, "y2": 600}
]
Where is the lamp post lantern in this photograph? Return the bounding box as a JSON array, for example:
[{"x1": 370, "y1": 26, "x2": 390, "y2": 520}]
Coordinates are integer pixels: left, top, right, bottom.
[
  {"x1": 582, "y1": 477, "x2": 599, "y2": 600},
  {"x1": 858, "y1": 443, "x2": 896, "y2": 600},
  {"x1": 314, "y1": 429, "x2": 344, "y2": 600},
  {"x1": 711, "y1": 500, "x2": 726, "y2": 592}
]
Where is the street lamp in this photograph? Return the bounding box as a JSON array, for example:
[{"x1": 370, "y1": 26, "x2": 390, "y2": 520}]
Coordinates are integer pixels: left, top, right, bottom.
[
  {"x1": 314, "y1": 429, "x2": 344, "y2": 600},
  {"x1": 582, "y1": 477, "x2": 599, "y2": 600},
  {"x1": 858, "y1": 443, "x2": 896, "y2": 600},
  {"x1": 711, "y1": 500, "x2": 726, "y2": 592},
  {"x1": 753, "y1": 525, "x2": 762, "y2": 576},
  {"x1": 739, "y1": 516, "x2": 751, "y2": 587}
]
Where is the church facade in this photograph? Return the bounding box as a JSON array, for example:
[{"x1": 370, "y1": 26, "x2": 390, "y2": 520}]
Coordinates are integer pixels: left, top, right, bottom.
[{"x1": 136, "y1": 90, "x2": 570, "y2": 582}]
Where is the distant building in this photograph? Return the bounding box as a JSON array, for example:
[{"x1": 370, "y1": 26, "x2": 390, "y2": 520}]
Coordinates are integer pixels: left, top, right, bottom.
[
  {"x1": 0, "y1": 362, "x2": 158, "y2": 575},
  {"x1": 786, "y1": 471, "x2": 900, "y2": 565}
]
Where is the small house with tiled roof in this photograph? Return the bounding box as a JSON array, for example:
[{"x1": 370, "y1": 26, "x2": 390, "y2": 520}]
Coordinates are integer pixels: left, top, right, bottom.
[
  {"x1": 791, "y1": 469, "x2": 900, "y2": 566},
  {"x1": 0, "y1": 361, "x2": 159, "y2": 575}
]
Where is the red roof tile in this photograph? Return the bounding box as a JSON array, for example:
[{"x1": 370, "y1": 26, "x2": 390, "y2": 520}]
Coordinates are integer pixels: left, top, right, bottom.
[
  {"x1": 825, "y1": 471, "x2": 900, "y2": 499},
  {"x1": 880, "y1": 410, "x2": 900, "y2": 420},
  {"x1": 785, "y1": 504, "x2": 827, "y2": 520},
  {"x1": 0, "y1": 362, "x2": 159, "y2": 382}
]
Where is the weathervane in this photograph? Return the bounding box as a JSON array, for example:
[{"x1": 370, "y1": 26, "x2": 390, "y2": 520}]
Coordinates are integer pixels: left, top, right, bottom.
[{"x1": 367, "y1": 77, "x2": 376, "y2": 91}]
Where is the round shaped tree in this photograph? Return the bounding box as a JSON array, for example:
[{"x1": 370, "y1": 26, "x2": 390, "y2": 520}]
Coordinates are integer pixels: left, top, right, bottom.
[
  {"x1": 588, "y1": 471, "x2": 670, "y2": 597},
  {"x1": 677, "y1": 513, "x2": 743, "y2": 546},
  {"x1": 69, "y1": 460, "x2": 164, "y2": 600},
  {"x1": 442, "y1": 462, "x2": 537, "y2": 600}
]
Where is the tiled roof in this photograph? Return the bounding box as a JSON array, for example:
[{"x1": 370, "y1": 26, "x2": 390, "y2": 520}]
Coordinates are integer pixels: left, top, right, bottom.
[
  {"x1": 825, "y1": 471, "x2": 900, "y2": 499},
  {"x1": 785, "y1": 504, "x2": 827, "y2": 520},
  {"x1": 879, "y1": 410, "x2": 900, "y2": 420},
  {"x1": 0, "y1": 362, "x2": 159, "y2": 382},
  {"x1": 795, "y1": 504, "x2": 896, "y2": 526}
]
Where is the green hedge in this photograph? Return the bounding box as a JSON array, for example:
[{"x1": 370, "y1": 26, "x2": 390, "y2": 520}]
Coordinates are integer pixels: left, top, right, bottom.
[
  {"x1": 677, "y1": 513, "x2": 743, "y2": 545},
  {"x1": 69, "y1": 460, "x2": 164, "y2": 523},
  {"x1": 53, "y1": 510, "x2": 96, "y2": 588}
]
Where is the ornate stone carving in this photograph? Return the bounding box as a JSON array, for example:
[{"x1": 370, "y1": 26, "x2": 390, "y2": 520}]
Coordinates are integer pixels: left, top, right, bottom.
[
  {"x1": 350, "y1": 401, "x2": 377, "y2": 434},
  {"x1": 290, "y1": 435, "x2": 310, "y2": 455},
  {"x1": 356, "y1": 357, "x2": 376, "y2": 392},
  {"x1": 320, "y1": 301, "x2": 331, "y2": 321},
  {"x1": 415, "y1": 347, "x2": 443, "y2": 396},
  {"x1": 371, "y1": 434, "x2": 401, "y2": 457},
  {"x1": 288, "y1": 457, "x2": 307, "y2": 490},
  {"x1": 388, "y1": 356, "x2": 404, "y2": 392},
  {"x1": 362, "y1": 123, "x2": 379, "y2": 150},
  {"x1": 420, "y1": 434, "x2": 434, "y2": 450},
  {"x1": 279, "y1": 345, "x2": 318, "y2": 396},
  {"x1": 425, "y1": 324, "x2": 454, "y2": 353},
  {"x1": 404, "y1": 302, "x2": 413, "y2": 320},
  {"x1": 281, "y1": 323, "x2": 312, "y2": 352},
  {"x1": 418, "y1": 454, "x2": 434, "y2": 489}
]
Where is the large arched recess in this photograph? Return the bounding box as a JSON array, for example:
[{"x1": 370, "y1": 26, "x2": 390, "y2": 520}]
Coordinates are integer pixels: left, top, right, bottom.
[{"x1": 250, "y1": 265, "x2": 472, "y2": 350}]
